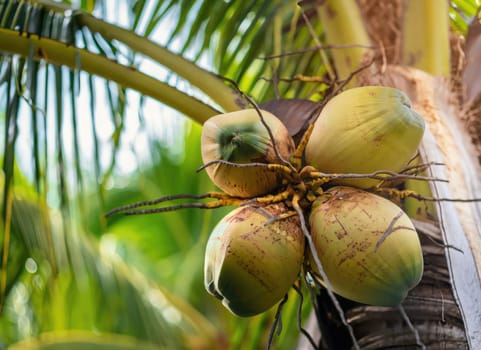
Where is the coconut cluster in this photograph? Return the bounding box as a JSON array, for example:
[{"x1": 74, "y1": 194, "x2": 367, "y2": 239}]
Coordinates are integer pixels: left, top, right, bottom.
[{"x1": 201, "y1": 86, "x2": 426, "y2": 317}]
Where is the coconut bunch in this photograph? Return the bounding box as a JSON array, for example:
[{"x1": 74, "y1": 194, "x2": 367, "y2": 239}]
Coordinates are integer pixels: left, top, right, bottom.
[{"x1": 201, "y1": 86, "x2": 426, "y2": 317}]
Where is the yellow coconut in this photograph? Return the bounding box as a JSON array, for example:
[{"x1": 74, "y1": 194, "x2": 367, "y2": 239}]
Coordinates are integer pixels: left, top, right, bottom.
[
  {"x1": 305, "y1": 86, "x2": 425, "y2": 188},
  {"x1": 308, "y1": 186, "x2": 423, "y2": 306}
]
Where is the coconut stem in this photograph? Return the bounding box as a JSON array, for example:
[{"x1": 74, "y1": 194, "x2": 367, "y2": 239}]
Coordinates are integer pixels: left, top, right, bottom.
[
  {"x1": 308, "y1": 170, "x2": 448, "y2": 184},
  {"x1": 105, "y1": 192, "x2": 242, "y2": 217},
  {"x1": 314, "y1": 0, "x2": 372, "y2": 82}
]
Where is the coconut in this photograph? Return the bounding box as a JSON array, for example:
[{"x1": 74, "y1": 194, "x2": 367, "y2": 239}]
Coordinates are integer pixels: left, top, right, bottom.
[
  {"x1": 305, "y1": 86, "x2": 425, "y2": 188},
  {"x1": 308, "y1": 186, "x2": 423, "y2": 306},
  {"x1": 201, "y1": 109, "x2": 295, "y2": 198},
  {"x1": 204, "y1": 203, "x2": 304, "y2": 317}
]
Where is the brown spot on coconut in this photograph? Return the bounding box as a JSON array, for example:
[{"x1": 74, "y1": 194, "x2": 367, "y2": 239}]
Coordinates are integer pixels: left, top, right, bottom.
[{"x1": 308, "y1": 186, "x2": 423, "y2": 306}]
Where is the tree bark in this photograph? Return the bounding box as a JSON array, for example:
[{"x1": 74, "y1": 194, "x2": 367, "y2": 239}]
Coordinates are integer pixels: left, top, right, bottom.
[{"x1": 297, "y1": 65, "x2": 481, "y2": 349}]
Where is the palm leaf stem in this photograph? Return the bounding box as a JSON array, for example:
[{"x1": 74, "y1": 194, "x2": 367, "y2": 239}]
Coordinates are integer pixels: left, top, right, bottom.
[
  {"x1": 402, "y1": 0, "x2": 451, "y2": 76},
  {"x1": 26, "y1": 58, "x2": 42, "y2": 194},
  {"x1": 76, "y1": 12, "x2": 243, "y2": 113},
  {"x1": 0, "y1": 59, "x2": 21, "y2": 312},
  {"x1": 0, "y1": 28, "x2": 220, "y2": 124},
  {"x1": 314, "y1": 0, "x2": 371, "y2": 82}
]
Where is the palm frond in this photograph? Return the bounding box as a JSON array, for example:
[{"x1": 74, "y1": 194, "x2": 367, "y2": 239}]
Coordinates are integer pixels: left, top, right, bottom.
[
  {"x1": 1, "y1": 184, "x2": 220, "y2": 348},
  {"x1": 137, "y1": 0, "x2": 334, "y2": 102}
]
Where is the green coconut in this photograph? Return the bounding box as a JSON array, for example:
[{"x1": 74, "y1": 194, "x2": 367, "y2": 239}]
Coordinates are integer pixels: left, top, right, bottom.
[
  {"x1": 201, "y1": 109, "x2": 295, "y2": 198},
  {"x1": 204, "y1": 203, "x2": 304, "y2": 317}
]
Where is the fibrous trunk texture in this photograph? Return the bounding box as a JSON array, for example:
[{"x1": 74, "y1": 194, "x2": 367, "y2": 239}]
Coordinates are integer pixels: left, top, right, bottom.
[{"x1": 297, "y1": 64, "x2": 481, "y2": 350}]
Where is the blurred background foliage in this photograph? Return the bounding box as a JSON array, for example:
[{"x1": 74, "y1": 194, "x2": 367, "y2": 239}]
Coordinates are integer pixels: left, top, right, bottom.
[
  {"x1": 0, "y1": 0, "x2": 479, "y2": 349},
  {"x1": 0, "y1": 0, "x2": 325, "y2": 348}
]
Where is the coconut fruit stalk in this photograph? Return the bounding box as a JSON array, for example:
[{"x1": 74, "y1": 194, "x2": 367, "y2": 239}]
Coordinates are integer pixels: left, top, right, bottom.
[
  {"x1": 308, "y1": 186, "x2": 423, "y2": 306},
  {"x1": 305, "y1": 86, "x2": 425, "y2": 188},
  {"x1": 204, "y1": 203, "x2": 304, "y2": 317},
  {"x1": 201, "y1": 109, "x2": 295, "y2": 198}
]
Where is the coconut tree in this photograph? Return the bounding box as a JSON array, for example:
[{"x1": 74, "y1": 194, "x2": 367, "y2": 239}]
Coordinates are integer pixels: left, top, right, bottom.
[{"x1": 0, "y1": 0, "x2": 480, "y2": 349}]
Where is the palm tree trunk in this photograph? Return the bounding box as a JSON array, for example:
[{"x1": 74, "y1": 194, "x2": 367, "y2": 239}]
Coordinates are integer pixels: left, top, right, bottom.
[
  {"x1": 297, "y1": 64, "x2": 481, "y2": 350},
  {"x1": 297, "y1": 1, "x2": 481, "y2": 348}
]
